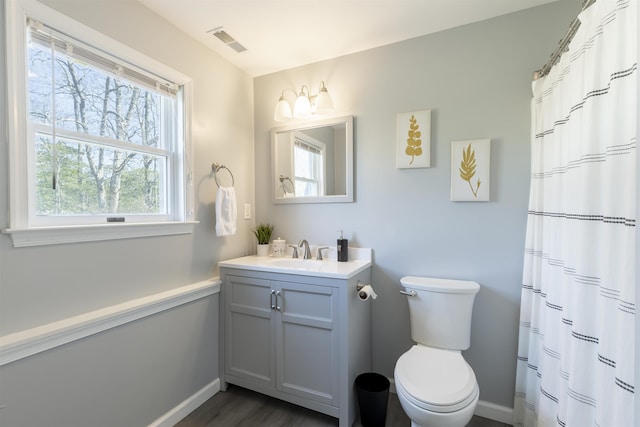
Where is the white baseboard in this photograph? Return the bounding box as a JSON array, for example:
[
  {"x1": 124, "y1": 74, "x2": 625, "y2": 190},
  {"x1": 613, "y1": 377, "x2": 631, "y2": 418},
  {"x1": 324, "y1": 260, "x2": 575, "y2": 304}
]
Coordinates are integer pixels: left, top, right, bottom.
[
  {"x1": 475, "y1": 400, "x2": 514, "y2": 425},
  {"x1": 387, "y1": 377, "x2": 513, "y2": 425},
  {"x1": 388, "y1": 377, "x2": 397, "y2": 393},
  {"x1": 149, "y1": 378, "x2": 221, "y2": 427}
]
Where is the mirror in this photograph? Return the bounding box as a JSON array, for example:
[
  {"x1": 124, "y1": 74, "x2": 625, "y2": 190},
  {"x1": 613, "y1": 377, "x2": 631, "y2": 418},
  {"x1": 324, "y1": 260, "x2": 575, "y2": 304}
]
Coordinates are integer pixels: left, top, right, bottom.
[{"x1": 271, "y1": 115, "x2": 353, "y2": 203}]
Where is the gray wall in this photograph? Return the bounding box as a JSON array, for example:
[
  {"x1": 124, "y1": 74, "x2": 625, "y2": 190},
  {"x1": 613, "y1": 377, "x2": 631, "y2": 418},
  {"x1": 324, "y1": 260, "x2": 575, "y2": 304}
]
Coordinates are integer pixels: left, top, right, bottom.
[
  {"x1": 636, "y1": 0, "x2": 640, "y2": 421},
  {"x1": 254, "y1": 0, "x2": 583, "y2": 409},
  {"x1": 0, "y1": 0, "x2": 254, "y2": 425}
]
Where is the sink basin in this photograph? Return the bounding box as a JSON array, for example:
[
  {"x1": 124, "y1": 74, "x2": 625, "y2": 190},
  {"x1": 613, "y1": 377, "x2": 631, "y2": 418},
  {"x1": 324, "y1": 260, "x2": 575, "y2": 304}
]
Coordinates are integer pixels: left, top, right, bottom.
[
  {"x1": 219, "y1": 249, "x2": 372, "y2": 279},
  {"x1": 266, "y1": 258, "x2": 324, "y2": 270}
]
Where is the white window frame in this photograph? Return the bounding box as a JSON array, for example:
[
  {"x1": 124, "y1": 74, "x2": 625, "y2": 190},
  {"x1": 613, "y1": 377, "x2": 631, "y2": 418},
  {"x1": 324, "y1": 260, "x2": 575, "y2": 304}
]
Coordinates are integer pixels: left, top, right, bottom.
[{"x1": 3, "y1": 0, "x2": 196, "y2": 247}]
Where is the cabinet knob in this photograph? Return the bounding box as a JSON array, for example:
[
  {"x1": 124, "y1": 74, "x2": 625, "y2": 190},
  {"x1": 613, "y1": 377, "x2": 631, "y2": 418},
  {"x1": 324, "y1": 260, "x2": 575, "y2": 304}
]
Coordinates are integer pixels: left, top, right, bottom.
[
  {"x1": 276, "y1": 290, "x2": 281, "y2": 311},
  {"x1": 270, "y1": 289, "x2": 276, "y2": 309}
]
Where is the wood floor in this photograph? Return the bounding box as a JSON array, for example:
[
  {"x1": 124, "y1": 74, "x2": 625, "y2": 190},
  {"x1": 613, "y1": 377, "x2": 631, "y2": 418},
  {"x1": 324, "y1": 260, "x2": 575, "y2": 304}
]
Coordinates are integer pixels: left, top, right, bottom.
[{"x1": 176, "y1": 384, "x2": 511, "y2": 427}]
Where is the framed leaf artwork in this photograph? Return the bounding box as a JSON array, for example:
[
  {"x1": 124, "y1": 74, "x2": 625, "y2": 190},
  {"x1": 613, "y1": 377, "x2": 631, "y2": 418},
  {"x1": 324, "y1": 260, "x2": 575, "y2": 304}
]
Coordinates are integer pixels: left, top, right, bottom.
[
  {"x1": 451, "y1": 139, "x2": 490, "y2": 201},
  {"x1": 397, "y1": 110, "x2": 431, "y2": 168}
]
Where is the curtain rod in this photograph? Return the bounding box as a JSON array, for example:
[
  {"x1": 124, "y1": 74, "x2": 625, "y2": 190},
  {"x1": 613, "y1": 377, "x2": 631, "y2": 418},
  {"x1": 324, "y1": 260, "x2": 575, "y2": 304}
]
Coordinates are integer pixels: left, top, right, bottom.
[{"x1": 533, "y1": 0, "x2": 596, "y2": 80}]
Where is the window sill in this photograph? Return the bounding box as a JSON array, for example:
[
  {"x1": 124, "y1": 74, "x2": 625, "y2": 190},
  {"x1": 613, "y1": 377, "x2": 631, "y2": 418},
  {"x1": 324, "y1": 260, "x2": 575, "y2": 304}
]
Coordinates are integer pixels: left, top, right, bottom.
[{"x1": 3, "y1": 221, "x2": 198, "y2": 247}]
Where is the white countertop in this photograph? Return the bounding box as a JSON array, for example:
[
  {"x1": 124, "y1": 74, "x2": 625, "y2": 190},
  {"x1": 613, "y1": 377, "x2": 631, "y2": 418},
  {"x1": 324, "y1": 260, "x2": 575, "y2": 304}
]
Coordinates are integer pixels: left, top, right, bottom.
[{"x1": 219, "y1": 247, "x2": 372, "y2": 279}]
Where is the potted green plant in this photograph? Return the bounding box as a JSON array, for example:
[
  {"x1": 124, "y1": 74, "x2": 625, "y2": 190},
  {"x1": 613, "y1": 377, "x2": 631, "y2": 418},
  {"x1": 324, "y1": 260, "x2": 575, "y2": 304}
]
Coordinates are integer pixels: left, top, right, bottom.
[{"x1": 253, "y1": 223, "x2": 274, "y2": 256}]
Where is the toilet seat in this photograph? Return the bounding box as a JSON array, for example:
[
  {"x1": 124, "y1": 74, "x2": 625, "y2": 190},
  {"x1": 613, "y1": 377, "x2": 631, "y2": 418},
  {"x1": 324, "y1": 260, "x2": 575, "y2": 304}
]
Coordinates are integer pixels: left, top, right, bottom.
[{"x1": 395, "y1": 345, "x2": 478, "y2": 414}]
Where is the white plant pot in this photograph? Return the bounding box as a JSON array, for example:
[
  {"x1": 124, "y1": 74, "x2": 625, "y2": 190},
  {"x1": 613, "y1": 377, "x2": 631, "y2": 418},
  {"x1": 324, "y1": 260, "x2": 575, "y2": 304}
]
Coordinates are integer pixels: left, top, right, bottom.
[{"x1": 257, "y1": 244, "x2": 270, "y2": 257}]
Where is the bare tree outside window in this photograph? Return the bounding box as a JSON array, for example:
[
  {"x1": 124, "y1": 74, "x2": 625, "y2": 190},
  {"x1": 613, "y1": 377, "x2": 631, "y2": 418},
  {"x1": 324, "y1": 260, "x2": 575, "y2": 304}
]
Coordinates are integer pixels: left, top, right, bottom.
[{"x1": 28, "y1": 40, "x2": 170, "y2": 217}]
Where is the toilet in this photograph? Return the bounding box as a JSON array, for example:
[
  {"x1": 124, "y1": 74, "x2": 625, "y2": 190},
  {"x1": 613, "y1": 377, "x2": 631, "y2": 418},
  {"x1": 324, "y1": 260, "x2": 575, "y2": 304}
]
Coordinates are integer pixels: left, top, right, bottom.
[{"x1": 394, "y1": 276, "x2": 480, "y2": 427}]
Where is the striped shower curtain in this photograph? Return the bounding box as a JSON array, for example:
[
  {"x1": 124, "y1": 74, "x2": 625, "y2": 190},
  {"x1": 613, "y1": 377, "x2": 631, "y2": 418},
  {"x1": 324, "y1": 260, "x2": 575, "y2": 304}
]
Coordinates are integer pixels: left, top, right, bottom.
[{"x1": 513, "y1": 1, "x2": 637, "y2": 426}]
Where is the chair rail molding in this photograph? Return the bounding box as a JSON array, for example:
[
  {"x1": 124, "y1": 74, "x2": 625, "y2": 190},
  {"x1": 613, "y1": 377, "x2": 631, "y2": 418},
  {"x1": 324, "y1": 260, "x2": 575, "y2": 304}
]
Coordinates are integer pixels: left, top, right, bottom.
[{"x1": 0, "y1": 278, "x2": 221, "y2": 366}]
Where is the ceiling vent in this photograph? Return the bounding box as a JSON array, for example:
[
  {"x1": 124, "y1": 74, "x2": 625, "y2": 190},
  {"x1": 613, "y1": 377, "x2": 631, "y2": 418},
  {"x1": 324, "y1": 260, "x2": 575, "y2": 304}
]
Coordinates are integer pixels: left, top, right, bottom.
[{"x1": 207, "y1": 27, "x2": 247, "y2": 53}]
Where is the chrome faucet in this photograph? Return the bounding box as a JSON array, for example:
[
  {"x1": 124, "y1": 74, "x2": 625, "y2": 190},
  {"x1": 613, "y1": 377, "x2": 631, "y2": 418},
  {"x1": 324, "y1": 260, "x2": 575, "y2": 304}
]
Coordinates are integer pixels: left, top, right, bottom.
[
  {"x1": 298, "y1": 239, "x2": 312, "y2": 259},
  {"x1": 289, "y1": 245, "x2": 299, "y2": 258},
  {"x1": 316, "y1": 247, "x2": 329, "y2": 260}
]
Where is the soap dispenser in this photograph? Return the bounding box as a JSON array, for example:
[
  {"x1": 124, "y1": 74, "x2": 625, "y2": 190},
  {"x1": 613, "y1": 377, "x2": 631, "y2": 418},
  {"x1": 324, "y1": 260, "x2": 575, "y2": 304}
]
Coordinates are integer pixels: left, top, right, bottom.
[
  {"x1": 272, "y1": 237, "x2": 286, "y2": 257},
  {"x1": 337, "y1": 230, "x2": 348, "y2": 262}
]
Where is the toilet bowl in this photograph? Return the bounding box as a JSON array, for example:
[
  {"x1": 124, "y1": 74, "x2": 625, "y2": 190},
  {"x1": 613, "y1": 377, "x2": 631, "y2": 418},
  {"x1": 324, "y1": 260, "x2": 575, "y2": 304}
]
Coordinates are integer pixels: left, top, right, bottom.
[
  {"x1": 394, "y1": 345, "x2": 479, "y2": 427},
  {"x1": 394, "y1": 276, "x2": 480, "y2": 427}
]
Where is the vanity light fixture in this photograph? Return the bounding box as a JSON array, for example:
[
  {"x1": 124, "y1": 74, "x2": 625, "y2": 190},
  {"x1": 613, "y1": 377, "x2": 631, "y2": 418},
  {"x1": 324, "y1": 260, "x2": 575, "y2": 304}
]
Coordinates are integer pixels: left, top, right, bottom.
[{"x1": 273, "y1": 81, "x2": 334, "y2": 122}]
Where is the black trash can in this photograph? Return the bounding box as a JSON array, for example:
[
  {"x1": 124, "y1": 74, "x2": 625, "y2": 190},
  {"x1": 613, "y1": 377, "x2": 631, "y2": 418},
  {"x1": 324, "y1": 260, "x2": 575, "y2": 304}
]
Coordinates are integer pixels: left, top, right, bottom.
[{"x1": 355, "y1": 372, "x2": 390, "y2": 427}]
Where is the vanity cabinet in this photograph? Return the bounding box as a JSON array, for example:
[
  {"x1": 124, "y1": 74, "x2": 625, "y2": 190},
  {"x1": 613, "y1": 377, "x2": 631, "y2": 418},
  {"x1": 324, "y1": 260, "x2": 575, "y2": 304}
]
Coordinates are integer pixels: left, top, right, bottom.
[
  {"x1": 225, "y1": 275, "x2": 339, "y2": 405},
  {"x1": 219, "y1": 265, "x2": 372, "y2": 427}
]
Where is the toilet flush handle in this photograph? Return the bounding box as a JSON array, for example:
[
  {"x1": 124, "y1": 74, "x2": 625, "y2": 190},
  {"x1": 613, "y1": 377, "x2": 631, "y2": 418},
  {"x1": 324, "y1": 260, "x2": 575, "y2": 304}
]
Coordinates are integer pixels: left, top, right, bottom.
[{"x1": 399, "y1": 289, "x2": 417, "y2": 297}]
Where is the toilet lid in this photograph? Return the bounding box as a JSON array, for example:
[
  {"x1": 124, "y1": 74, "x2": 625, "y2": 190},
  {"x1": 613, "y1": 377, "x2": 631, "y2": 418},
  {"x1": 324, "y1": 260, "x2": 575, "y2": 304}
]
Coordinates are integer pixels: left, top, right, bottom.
[{"x1": 394, "y1": 345, "x2": 478, "y2": 412}]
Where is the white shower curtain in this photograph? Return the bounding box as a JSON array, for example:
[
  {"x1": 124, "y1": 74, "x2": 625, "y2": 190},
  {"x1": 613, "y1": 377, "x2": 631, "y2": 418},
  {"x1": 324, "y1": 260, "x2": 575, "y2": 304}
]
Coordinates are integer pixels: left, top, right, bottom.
[{"x1": 513, "y1": 1, "x2": 637, "y2": 426}]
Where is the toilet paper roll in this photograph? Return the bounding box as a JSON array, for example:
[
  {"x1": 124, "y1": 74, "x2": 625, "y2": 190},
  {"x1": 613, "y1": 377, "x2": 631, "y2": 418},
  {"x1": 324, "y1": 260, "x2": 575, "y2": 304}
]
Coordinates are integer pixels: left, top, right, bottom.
[{"x1": 358, "y1": 285, "x2": 378, "y2": 301}]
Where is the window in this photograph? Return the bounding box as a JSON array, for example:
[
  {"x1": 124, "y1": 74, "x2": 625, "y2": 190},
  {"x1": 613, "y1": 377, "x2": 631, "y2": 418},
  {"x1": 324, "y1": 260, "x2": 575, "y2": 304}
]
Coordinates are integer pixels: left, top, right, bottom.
[
  {"x1": 4, "y1": 0, "x2": 194, "y2": 246},
  {"x1": 293, "y1": 136, "x2": 325, "y2": 197}
]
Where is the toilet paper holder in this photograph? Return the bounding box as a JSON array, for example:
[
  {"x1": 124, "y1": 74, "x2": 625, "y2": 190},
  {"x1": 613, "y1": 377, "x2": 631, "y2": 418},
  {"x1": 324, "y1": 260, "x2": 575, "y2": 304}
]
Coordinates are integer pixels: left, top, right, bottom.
[
  {"x1": 357, "y1": 281, "x2": 367, "y2": 292},
  {"x1": 357, "y1": 281, "x2": 377, "y2": 300}
]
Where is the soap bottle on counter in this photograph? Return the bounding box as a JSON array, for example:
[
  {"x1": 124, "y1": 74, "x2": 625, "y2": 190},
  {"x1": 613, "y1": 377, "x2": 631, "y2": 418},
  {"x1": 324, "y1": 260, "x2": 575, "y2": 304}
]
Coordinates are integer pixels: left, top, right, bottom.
[{"x1": 337, "y1": 230, "x2": 348, "y2": 262}]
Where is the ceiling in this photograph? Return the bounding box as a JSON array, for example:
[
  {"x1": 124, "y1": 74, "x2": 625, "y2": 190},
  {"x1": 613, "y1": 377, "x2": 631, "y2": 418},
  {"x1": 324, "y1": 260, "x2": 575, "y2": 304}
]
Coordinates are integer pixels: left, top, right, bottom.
[{"x1": 137, "y1": 0, "x2": 557, "y2": 77}]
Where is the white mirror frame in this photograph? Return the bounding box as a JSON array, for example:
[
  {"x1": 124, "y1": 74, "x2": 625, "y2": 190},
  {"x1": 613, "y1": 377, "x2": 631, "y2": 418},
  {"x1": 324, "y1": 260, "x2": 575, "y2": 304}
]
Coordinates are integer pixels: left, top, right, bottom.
[{"x1": 271, "y1": 115, "x2": 354, "y2": 204}]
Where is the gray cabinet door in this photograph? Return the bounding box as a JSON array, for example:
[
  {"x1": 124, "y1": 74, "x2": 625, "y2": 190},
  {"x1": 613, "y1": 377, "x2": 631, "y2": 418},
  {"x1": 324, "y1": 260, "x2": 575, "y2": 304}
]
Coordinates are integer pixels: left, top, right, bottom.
[
  {"x1": 225, "y1": 275, "x2": 275, "y2": 388},
  {"x1": 276, "y1": 280, "x2": 338, "y2": 406}
]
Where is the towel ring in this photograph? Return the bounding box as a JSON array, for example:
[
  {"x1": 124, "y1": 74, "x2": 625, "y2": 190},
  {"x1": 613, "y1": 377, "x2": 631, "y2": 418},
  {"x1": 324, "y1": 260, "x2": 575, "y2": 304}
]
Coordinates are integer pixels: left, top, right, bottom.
[
  {"x1": 279, "y1": 175, "x2": 294, "y2": 195},
  {"x1": 212, "y1": 163, "x2": 235, "y2": 187}
]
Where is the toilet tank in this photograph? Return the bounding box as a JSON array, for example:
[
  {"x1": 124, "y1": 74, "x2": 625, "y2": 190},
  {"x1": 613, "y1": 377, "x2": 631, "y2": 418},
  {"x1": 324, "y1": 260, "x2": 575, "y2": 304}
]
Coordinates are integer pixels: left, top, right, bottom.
[{"x1": 400, "y1": 276, "x2": 480, "y2": 351}]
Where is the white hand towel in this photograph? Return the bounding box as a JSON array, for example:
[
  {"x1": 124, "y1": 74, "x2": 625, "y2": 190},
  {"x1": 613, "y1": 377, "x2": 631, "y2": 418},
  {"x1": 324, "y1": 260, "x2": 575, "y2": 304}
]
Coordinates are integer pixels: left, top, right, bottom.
[{"x1": 215, "y1": 186, "x2": 237, "y2": 236}]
